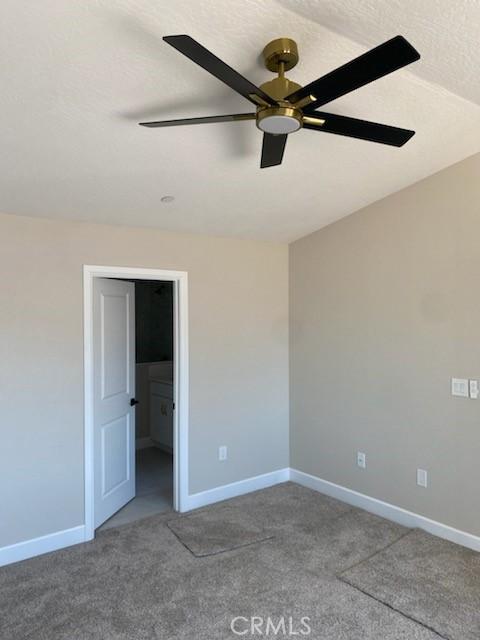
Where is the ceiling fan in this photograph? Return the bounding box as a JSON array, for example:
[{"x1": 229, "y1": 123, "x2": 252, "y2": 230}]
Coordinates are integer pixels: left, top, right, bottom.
[{"x1": 139, "y1": 35, "x2": 420, "y2": 168}]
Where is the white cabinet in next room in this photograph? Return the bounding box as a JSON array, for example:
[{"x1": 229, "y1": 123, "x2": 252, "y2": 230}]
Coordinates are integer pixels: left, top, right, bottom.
[{"x1": 150, "y1": 380, "x2": 174, "y2": 452}]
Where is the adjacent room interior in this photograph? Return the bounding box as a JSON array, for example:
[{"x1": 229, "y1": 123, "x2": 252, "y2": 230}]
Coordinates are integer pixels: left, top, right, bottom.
[{"x1": 1, "y1": 2, "x2": 480, "y2": 639}]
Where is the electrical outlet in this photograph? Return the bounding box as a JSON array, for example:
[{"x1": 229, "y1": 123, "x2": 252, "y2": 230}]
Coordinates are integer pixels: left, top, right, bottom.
[
  {"x1": 357, "y1": 451, "x2": 366, "y2": 469},
  {"x1": 218, "y1": 446, "x2": 227, "y2": 462},
  {"x1": 417, "y1": 468, "x2": 428, "y2": 488}
]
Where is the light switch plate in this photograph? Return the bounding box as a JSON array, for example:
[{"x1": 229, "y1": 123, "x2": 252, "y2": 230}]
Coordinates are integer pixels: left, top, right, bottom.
[
  {"x1": 451, "y1": 378, "x2": 469, "y2": 397},
  {"x1": 469, "y1": 379, "x2": 479, "y2": 399},
  {"x1": 417, "y1": 468, "x2": 428, "y2": 488}
]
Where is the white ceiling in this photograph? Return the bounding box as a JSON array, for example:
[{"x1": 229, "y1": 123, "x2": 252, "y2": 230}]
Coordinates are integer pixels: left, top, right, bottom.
[{"x1": 1, "y1": 0, "x2": 479, "y2": 242}]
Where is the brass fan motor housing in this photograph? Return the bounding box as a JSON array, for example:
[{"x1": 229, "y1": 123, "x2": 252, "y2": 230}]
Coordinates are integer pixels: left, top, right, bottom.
[
  {"x1": 259, "y1": 76, "x2": 302, "y2": 102},
  {"x1": 262, "y1": 38, "x2": 299, "y2": 72}
]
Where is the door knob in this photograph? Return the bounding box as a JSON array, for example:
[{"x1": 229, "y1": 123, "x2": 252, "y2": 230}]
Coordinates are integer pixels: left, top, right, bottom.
[{"x1": 130, "y1": 398, "x2": 139, "y2": 406}]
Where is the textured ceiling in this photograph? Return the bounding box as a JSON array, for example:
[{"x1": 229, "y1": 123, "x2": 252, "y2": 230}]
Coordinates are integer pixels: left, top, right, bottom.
[
  {"x1": 277, "y1": 0, "x2": 480, "y2": 105},
  {"x1": 1, "y1": 0, "x2": 479, "y2": 242}
]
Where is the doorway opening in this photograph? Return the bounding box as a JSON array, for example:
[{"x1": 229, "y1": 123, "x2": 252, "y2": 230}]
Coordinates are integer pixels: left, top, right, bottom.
[
  {"x1": 83, "y1": 266, "x2": 189, "y2": 541},
  {"x1": 101, "y1": 279, "x2": 174, "y2": 529}
]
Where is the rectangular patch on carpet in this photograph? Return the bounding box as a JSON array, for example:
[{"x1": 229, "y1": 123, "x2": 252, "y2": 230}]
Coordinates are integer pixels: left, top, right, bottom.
[
  {"x1": 167, "y1": 506, "x2": 273, "y2": 557},
  {"x1": 339, "y1": 528, "x2": 480, "y2": 640}
]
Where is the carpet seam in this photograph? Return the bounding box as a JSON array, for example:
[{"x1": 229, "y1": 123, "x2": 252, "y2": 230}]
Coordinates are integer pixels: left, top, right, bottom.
[
  {"x1": 165, "y1": 521, "x2": 276, "y2": 558},
  {"x1": 192, "y1": 535, "x2": 275, "y2": 558},
  {"x1": 337, "y1": 575, "x2": 450, "y2": 640},
  {"x1": 337, "y1": 528, "x2": 415, "y2": 576}
]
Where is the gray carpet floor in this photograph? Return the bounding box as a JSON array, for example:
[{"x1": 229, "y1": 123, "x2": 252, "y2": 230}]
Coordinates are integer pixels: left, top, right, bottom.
[
  {"x1": 0, "y1": 482, "x2": 467, "y2": 639},
  {"x1": 167, "y1": 505, "x2": 275, "y2": 557},
  {"x1": 340, "y1": 528, "x2": 480, "y2": 640}
]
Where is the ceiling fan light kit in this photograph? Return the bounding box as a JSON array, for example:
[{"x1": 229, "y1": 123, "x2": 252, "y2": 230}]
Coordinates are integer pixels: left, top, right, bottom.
[
  {"x1": 257, "y1": 107, "x2": 302, "y2": 134},
  {"x1": 140, "y1": 34, "x2": 420, "y2": 168}
]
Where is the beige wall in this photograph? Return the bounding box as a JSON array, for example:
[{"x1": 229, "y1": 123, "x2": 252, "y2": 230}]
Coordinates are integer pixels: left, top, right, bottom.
[
  {"x1": 290, "y1": 152, "x2": 480, "y2": 536},
  {"x1": 0, "y1": 214, "x2": 289, "y2": 547}
]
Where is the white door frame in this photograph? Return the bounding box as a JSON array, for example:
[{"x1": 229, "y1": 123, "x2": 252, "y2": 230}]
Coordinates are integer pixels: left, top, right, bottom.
[{"x1": 83, "y1": 265, "x2": 189, "y2": 541}]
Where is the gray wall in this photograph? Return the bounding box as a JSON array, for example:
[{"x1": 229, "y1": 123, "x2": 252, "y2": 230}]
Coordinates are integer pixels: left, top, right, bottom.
[
  {"x1": 0, "y1": 214, "x2": 289, "y2": 547},
  {"x1": 290, "y1": 152, "x2": 480, "y2": 536}
]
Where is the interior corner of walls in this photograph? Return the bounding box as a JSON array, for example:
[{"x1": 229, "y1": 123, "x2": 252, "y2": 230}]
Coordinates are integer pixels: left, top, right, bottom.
[
  {"x1": 0, "y1": 525, "x2": 86, "y2": 568},
  {"x1": 183, "y1": 468, "x2": 291, "y2": 512}
]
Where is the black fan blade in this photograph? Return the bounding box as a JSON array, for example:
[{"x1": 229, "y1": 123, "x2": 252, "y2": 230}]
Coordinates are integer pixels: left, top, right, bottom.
[
  {"x1": 139, "y1": 113, "x2": 255, "y2": 128},
  {"x1": 303, "y1": 112, "x2": 415, "y2": 147},
  {"x1": 260, "y1": 133, "x2": 287, "y2": 168},
  {"x1": 288, "y1": 36, "x2": 420, "y2": 109},
  {"x1": 164, "y1": 35, "x2": 276, "y2": 107}
]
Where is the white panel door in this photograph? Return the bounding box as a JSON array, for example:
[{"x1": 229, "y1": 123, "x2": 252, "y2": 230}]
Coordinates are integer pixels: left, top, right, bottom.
[{"x1": 93, "y1": 278, "x2": 135, "y2": 528}]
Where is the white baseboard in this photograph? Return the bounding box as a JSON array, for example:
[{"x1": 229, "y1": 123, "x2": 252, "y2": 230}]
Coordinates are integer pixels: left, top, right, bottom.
[
  {"x1": 0, "y1": 525, "x2": 86, "y2": 568},
  {"x1": 135, "y1": 437, "x2": 153, "y2": 450},
  {"x1": 184, "y1": 467, "x2": 290, "y2": 511},
  {"x1": 290, "y1": 468, "x2": 480, "y2": 552},
  {"x1": 3, "y1": 467, "x2": 479, "y2": 568},
  {"x1": 0, "y1": 469, "x2": 289, "y2": 567}
]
